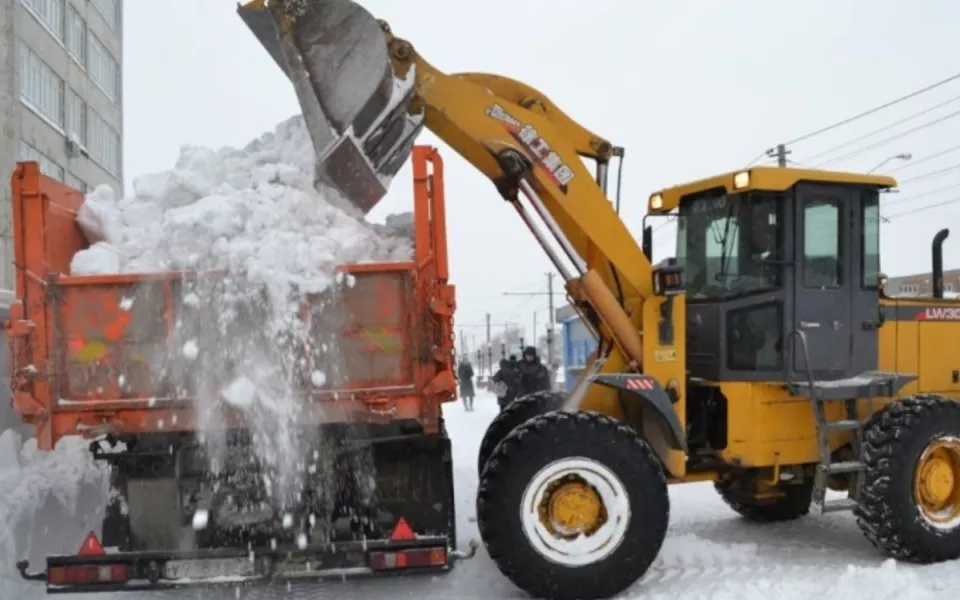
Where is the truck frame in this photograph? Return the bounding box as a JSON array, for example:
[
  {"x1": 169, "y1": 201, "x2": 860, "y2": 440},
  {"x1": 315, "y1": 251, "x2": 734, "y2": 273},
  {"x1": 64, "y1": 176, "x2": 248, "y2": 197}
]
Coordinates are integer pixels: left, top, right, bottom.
[{"x1": 9, "y1": 146, "x2": 475, "y2": 593}]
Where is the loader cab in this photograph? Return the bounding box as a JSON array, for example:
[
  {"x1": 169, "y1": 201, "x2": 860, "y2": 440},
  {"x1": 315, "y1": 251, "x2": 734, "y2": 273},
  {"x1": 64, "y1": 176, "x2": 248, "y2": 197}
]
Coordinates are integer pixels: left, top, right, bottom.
[{"x1": 647, "y1": 167, "x2": 896, "y2": 384}]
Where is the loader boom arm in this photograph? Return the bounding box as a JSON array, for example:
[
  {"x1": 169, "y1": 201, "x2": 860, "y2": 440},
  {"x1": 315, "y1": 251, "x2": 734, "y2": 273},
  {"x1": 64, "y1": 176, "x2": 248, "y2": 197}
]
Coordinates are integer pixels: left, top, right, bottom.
[
  {"x1": 382, "y1": 30, "x2": 660, "y2": 367},
  {"x1": 239, "y1": 3, "x2": 688, "y2": 470}
]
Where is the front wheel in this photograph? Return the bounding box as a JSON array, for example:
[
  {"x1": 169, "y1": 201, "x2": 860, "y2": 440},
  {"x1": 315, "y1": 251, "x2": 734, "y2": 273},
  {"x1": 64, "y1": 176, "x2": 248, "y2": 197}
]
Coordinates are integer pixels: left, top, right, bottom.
[{"x1": 477, "y1": 411, "x2": 668, "y2": 600}]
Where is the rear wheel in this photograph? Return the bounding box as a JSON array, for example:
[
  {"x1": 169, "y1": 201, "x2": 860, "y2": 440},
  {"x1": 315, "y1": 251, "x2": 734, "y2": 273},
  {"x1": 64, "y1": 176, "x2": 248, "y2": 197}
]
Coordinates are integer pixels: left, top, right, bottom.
[
  {"x1": 477, "y1": 411, "x2": 668, "y2": 600},
  {"x1": 856, "y1": 395, "x2": 960, "y2": 562},
  {"x1": 714, "y1": 477, "x2": 812, "y2": 522},
  {"x1": 476, "y1": 390, "x2": 564, "y2": 477}
]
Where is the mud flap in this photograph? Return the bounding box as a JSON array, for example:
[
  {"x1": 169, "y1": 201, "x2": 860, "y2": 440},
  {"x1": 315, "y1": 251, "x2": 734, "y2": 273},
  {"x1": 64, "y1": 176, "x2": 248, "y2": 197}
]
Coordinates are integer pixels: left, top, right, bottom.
[
  {"x1": 592, "y1": 374, "x2": 687, "y2": 452},
  {"x1": 237, "y1": 0, "x2": 423, "y2": 212}
]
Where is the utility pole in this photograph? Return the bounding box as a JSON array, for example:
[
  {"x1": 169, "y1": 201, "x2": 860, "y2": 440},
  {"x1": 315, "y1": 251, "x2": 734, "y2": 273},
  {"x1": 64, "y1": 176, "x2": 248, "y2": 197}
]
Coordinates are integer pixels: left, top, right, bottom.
[
  {"x1": 459, "y1": 328, "x2": 467, "y2": 356},
  {"x1": 767, "y1": 143, "x2": 791, "y2": 167},
  {"x1": 485, "y1": 313, "x2": 491, "y2": 347},
  {"x1": 532, "y1": 312, "x2": 537, "y2": 348},
  {"x1": 546, "y1": 272, "x2": 555, "y2": 368}
]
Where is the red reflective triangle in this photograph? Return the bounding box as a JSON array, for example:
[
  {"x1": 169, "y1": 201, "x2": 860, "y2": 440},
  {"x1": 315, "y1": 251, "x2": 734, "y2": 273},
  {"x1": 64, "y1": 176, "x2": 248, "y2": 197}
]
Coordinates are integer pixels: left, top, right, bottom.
[
  {"x1": 77, "y1": 531, "x2": 105, "y2": 557},
  {"x1": 390, "y1": 517, "x2": 416, "y2": 542}
]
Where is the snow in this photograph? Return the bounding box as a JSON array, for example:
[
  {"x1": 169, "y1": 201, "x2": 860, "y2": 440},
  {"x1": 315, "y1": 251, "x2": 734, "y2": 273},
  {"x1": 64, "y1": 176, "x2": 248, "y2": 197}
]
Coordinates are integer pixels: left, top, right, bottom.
[
  {"x1": 181, "y1": 339, "x2": 200, "y2": 360},
  {"x1": 192, "y1": 509, "x2": 210, "y2": 531},
  {"x1": 68, "y1": 116, "x2": 413, "y2": 280},
  {"x1": 0, "y1": 433, "x2": 109, "y2": 598},
  {"x1": 3, "y1": 392, "x2": 960, "y2": 598},
  {"x1": 63, "y1": 115, "x2": 417, "y2": 510}
]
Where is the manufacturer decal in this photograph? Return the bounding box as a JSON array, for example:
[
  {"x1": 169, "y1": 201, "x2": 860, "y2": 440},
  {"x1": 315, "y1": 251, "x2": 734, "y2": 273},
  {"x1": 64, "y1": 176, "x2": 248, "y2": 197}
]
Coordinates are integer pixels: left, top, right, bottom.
[
  {"x1": 485, "y1": 104, "x2": 521, "y2": 128},
  {"x1": 654, "y1": 349, "x2": 677, "y2": 363},
  {"x1": 485, "y1": 104, "x2": 575, "y2": 191},
  {"x1": 916, "y1": 307, "x2": 960, "y2": 321}
]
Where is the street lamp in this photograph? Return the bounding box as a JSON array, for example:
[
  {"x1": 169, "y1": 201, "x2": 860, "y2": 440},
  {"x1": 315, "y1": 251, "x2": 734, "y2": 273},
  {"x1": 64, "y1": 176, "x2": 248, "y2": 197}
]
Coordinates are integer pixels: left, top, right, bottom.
[{"x1": 868, "y1": 153, "x2": 912, "y2": 173}]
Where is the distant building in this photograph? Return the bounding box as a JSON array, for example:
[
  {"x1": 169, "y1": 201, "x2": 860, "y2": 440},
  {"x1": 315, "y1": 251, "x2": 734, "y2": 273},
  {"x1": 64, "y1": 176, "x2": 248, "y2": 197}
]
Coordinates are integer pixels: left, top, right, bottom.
[
  {"x1": 556, "y1": 304, "x2": 597, "y2": 392},
  {"x1": 885, "y1": 268, "x2": 960, "y2": 297},
  {"x1": 0, "y1": 0, "x2": 124, "y2": 287}
]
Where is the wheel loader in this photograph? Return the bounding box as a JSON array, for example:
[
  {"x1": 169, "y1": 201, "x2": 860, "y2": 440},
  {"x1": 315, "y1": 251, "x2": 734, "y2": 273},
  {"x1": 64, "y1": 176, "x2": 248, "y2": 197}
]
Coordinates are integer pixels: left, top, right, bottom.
[{"x1": 232, "y1": 1, "x2": 960, "y2": 599}]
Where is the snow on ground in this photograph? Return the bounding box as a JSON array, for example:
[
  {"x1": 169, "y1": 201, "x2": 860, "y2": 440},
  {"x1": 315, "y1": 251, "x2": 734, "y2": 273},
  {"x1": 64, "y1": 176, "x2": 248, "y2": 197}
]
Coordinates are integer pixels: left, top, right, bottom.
[
  {"x1": 4, "y1": 391, "x2": 960, "y2": 599},
  {"x1": 0, "y1": 432, "x2": 110, "y2": 599}
]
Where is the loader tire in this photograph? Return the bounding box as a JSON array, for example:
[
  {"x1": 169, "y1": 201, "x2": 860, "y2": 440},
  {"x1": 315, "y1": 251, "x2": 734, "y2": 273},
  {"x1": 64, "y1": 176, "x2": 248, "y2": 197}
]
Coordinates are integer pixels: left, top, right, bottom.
[
  {"x1": 477, "y1": 410, "x2": 668, "y2": 600},
  {"x1": 856, "y1": 394, "x2": 960, "y2": 563},
  {"x1": 714, "y1": 478, "x2": 812, "y2": 523},
  {"x1": 476, "y1": 390, "x2": 564, "y2": 477}
]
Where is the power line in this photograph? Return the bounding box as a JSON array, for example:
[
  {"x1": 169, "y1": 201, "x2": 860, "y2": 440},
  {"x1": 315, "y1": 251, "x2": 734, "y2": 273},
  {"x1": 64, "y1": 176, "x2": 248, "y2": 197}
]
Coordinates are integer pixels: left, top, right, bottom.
[
  {"x1": 781, "y1": 70, "x2": 960, "y2": 147},
  {"x1": 886, "y1": 195, "x2": 960, "y2": 220},
  {"x1": 898, "y1": 161, "x2": 960, "y2": 185},
  {"x1": 883, "y1": 182, "x2": 960, "y2": 207},
  {"x1": 812, "y1": 107, "x2": 960, "y2": 168},
  {"x1": 800, "y1": 93, "x2": 960, "y2": 164}
]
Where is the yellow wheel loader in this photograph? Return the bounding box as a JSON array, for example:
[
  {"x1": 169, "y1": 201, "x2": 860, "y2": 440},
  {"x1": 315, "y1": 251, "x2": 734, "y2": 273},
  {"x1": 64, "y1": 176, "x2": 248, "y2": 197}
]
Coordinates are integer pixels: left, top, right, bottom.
[{"x1": 239, "y1": 1, "x2": 960, "y2": 598}]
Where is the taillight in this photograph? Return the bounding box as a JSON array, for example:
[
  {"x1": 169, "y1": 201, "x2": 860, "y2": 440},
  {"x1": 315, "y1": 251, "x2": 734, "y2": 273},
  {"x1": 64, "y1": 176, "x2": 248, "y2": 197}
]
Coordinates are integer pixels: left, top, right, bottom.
[
  {"x1": 368, "y1": 547, "x2": 447, "y2": 571},
  {"x1": 49, "y1": 564, "x2": 129, "y2": 585}
]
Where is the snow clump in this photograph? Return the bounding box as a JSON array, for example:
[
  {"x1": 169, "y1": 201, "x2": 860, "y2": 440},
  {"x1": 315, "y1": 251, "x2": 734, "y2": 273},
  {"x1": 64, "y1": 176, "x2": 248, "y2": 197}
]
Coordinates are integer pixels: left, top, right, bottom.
[{"x1": 67, "y1": 115, "x2": 414, "y2": 507}]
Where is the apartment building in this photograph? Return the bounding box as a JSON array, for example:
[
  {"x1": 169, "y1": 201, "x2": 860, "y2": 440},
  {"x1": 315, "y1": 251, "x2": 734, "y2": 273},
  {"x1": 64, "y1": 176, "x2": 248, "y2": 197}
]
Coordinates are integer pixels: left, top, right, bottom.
[
  {"x1": 885, "y1": 268, "x2": 960, "y2": 297},
  {"x1": 0, "y1": 0, "x2": 123, "y2": 287}
]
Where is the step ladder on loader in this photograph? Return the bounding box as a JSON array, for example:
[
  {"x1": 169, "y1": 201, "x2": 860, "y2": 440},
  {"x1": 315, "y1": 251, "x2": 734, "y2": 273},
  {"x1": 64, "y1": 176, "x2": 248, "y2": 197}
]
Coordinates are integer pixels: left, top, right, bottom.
[{"x1": 784, "y1": 329, "x2": 915, "y2": 514}]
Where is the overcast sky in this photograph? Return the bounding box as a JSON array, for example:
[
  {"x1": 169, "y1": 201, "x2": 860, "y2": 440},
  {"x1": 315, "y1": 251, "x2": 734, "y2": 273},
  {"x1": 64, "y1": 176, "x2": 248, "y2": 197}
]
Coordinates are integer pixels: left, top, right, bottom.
[{"x1": 123, "y1": 0, "x2": 960, "y2": 351}]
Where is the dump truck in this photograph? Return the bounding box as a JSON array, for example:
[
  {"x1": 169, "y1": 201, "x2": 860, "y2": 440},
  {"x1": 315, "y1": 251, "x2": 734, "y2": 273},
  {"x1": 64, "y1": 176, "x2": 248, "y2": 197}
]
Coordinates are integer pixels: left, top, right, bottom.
[
  {"x1": 235, "y1": 2, "x2": 960, "y2": 599},
  {"x1": 9, "y1": 145, "x2": 477, "y2": 593}
]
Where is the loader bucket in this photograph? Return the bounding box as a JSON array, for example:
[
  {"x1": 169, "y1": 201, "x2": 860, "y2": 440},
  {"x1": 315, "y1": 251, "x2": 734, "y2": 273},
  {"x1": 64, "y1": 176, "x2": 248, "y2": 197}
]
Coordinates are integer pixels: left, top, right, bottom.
[{"x1": 238, "y1": 0, "x2": 423, "y2": 213}]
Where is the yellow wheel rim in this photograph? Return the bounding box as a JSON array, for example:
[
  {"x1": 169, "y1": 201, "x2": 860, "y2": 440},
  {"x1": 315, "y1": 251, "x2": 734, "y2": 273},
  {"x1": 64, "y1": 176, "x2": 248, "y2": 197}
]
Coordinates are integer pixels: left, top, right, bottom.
[
  {"x1": 914, "y1": 437, "x2": 960, "y2": 526},
  {"x1": 538, "y1": 478, "x2": 607, "y2": 538}
]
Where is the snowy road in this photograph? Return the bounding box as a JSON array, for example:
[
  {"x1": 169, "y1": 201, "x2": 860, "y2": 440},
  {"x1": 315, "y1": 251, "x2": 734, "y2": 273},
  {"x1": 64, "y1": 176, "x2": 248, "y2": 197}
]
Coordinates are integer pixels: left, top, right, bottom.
[{"x1": 4, "y1": 391, "x2": 960, "y2": 599}]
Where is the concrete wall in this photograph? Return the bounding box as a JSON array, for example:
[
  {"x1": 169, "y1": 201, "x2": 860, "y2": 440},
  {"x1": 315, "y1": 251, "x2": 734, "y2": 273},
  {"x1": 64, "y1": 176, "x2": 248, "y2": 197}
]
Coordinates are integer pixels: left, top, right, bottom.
[
  {"x1": 1, "y1": 0, "x2": 17, "y2": 289},
  {"x1": 0, "y1": 0, "x2": 124, "y2": 289}
]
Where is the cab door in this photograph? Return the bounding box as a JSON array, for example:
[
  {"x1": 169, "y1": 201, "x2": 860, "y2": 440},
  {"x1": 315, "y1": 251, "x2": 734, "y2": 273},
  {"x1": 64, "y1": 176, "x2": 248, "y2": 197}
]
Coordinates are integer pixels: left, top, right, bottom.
[{"x1": 793, "y1": 184, "x2": 854, "y2": 376}]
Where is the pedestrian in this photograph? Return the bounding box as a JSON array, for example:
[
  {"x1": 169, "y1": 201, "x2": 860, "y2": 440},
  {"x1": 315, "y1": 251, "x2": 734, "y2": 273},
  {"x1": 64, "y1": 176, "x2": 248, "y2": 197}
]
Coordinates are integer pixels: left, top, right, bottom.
[
  {"x1": 517, "y1": 346, "x2": 550, "y2": 397},
  {"x1": 492, "y1": 358, "x2": 519, "y2": 412},
  {"x1": 457, "y1": 359, "x2": 476, "y2": 411}
]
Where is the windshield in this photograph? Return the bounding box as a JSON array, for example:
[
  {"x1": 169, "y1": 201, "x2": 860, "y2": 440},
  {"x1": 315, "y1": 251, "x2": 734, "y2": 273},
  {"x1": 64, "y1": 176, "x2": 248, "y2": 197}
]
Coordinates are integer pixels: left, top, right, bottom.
[{"x1": 676, "y1": 191, "x2": 782, "y2": 300}]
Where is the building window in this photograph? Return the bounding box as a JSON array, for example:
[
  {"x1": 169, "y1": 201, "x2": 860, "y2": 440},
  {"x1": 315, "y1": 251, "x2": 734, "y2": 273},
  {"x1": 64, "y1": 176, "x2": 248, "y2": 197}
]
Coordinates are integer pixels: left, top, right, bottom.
[
  {"x1": 67, "y1": 6, "x2": 86, "y2": 67},
  {"x1": 88, "y1": 108, "x2": 121, "y2": 177},
  {"x1": 22, "y1": 0, "x2": 64, "y2": 41},
  {"x1": 19, "y1": 41, "x2": 65, "y2": 129},
  {"x1": 20, "y1": 140, "x2": 64, "y2": 181},
  {"x1": 66, "y1": 90, "x2": 86, "y2": 145},
  {"x1": 65, "y1": 172, "x2": 87, "y2": 192},
  {"x1": 91, "y1": 0, "x2": 119, "y2": 32},
  {"x1": 900, "y1": 283, "x2": 920, "y2": 296},
  {"x1": 88, "y1": 33, "x2": 119, "y2": 102}
]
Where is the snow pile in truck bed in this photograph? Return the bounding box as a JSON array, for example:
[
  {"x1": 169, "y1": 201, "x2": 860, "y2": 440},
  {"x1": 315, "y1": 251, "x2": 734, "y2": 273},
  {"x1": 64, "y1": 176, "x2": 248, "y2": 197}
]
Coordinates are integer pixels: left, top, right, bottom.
[
  {"x1": 67, "y1": 115, "x2": 415, "y2": 510},
  {"x1": 70, "y1": 115, "x2": 413, "y2": 288}
]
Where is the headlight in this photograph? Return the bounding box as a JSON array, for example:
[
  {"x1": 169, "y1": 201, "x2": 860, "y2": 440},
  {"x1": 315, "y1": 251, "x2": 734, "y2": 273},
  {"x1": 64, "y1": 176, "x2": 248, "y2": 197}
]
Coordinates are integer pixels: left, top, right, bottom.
[
  {"x1": 649, "y1": 194, "x2": 663, "y2": 210},
  {"x1": 733, "y1": 171, "x2": 750, "y2": 189}
]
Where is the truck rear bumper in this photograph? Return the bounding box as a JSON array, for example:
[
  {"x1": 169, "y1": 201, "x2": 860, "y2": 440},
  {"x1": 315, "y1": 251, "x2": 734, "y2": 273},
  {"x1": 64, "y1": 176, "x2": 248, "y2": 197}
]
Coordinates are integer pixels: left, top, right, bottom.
[{"x1": 20, "y1": 535, "x2": 477, "y2": 594}]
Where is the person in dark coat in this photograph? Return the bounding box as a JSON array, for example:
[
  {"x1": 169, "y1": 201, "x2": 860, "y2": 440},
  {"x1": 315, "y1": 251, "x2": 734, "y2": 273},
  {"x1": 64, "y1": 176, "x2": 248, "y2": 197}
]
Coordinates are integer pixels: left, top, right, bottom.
[
  {"x1": 517, "y1": 346, "x2": 551, "y2": 397},
  {"x1": 457, "y1": 359, "x2": 475, "y2": 411},
  {"x1": 492, "y1": 358, "x2": 519, "y2": 412}
]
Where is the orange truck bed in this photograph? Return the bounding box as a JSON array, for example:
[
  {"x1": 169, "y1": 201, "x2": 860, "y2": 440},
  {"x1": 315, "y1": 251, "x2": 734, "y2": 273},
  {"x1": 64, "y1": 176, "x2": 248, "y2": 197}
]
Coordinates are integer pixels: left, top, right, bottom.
[{"x1": 6, "y1": 145, "x2": 457, "y2": 451}]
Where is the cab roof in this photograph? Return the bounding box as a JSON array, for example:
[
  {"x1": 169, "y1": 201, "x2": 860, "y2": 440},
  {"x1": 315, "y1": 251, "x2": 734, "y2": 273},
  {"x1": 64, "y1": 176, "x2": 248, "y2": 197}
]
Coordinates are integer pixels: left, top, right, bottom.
[{"x1": 647, "y1": 166, "x2": 897, "y2": 213}]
